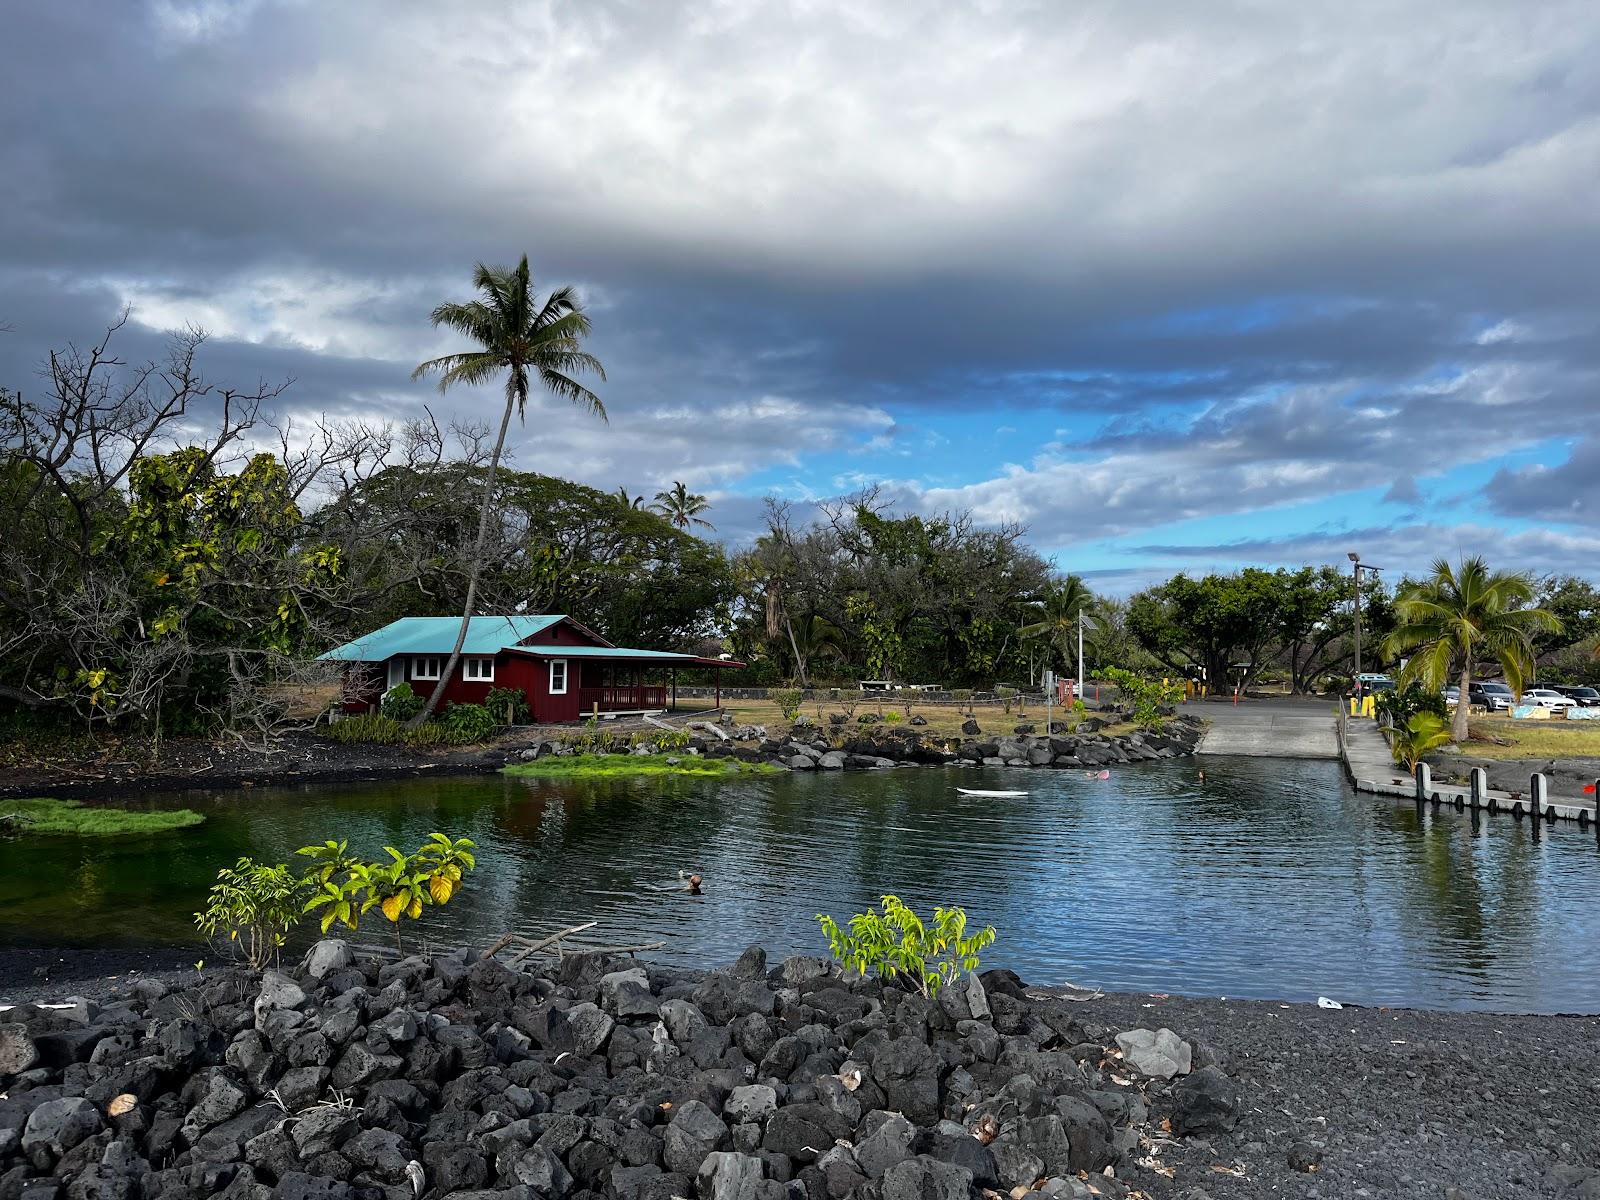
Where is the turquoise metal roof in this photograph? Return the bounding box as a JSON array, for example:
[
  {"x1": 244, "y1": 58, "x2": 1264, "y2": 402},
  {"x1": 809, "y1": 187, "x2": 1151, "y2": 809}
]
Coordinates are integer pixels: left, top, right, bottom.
[
  {"x1": 508, "y1": 646, "x2": 714, "y2": 662},
  {"x1": 318, "y1": 615, "x2": 565, "y2": 661}
]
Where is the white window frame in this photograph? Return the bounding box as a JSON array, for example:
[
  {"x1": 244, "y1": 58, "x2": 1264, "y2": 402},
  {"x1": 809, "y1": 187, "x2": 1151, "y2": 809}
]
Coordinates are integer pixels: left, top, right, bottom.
[
  {"x1": 412, "y1": 656, "x2": 442, "y2": 681},
  {"x1": 387, "y1": 658, "x2": 406, "y2": 690},
  {"x1": 549, "y1": 659, "x2": 568, "y2": 695},
  {"x1": 463, "y1": 656, "x2": 495, "y2": 683}
]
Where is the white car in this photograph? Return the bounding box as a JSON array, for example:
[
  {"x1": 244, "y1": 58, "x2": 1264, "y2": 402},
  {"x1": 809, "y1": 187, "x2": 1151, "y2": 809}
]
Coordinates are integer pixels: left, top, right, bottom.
[{"x1": 1523, "y1": 688, "x2": 1578, "y2": 710}]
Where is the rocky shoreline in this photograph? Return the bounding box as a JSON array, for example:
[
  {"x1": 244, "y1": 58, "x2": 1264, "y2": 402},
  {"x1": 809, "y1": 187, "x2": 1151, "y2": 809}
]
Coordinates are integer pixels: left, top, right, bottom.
[
  {"x1": 516, "y1": 714, "x2": 1206, "y2": 774},
  {"x1": 0, "y1": 943, "x2": 1595, "y2": 1200}
]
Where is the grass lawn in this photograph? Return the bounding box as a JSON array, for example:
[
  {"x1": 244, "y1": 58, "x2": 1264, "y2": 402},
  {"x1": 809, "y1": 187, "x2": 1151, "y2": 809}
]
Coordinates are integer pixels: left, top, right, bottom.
[
  {"x1": 0, "y1": 797, "x2": 205, "y2": 836},
  {"x1": 712, "y1": 695, "x2": 1146, "y2": 741},
  {"x1": 1464, "y1": 717, "x2": 1600, "y2": 761},
  {"x1": 504, "y1": 755, "x2": 783, "y2": 780}
]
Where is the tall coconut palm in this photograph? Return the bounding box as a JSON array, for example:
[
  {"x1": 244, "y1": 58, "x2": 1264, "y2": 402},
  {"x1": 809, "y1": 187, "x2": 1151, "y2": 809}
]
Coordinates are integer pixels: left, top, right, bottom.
[
  {"x1": 652, "y1": 481, "x2": 713, "y2": 530},
  {"x1": 1019, "y1": 574, "x2": 1094, "y2": 681},
  {"x1": 1383, "y1": 556, "x2": 1562, "y2": 743},
  {"x1": 613, "y1": 486, "x2": 645, "y2": 510},
  {"x1": 409, "y1": 256, "x2": 606, "y2": 722}
]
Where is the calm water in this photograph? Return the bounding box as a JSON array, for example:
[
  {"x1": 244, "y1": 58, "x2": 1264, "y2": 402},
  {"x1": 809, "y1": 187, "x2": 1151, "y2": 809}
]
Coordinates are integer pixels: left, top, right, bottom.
[{"x1": 3, "y1": 758, "x2": 1598, "y2": 1013}]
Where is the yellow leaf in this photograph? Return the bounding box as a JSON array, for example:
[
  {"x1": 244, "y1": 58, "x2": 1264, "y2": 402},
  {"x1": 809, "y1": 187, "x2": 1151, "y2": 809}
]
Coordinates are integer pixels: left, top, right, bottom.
[
  {"x1": 429, "y1": 875, "x2": 453, "y2": 904},
  {"x1": 407, "y1": 897, "x2": 422, "y2": 920},
  {"x1": 381, "y1": 894, "x2": 404, "y2": 922}
]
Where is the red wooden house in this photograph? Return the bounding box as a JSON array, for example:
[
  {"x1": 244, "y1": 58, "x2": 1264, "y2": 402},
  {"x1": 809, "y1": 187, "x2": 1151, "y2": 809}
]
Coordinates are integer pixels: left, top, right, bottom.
[{"x1": 321, "y1": 615, "x2": 741, "y2": 721}]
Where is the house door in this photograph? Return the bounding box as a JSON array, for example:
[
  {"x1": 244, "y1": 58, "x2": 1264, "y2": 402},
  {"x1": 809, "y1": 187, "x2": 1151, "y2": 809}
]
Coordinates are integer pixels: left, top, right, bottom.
[{"x1": 387, "y1": 659, "x2": 405, "y2": 691}]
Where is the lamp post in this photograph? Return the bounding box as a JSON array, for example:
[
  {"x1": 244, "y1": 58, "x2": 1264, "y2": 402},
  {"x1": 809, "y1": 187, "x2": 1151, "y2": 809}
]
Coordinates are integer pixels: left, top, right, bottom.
[{"x1": 1347, "y1": 552, "x2": 1384, "y2": 693}]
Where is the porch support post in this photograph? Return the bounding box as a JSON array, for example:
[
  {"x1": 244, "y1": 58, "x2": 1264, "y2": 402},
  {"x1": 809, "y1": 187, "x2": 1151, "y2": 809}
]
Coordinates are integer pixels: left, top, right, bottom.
[
  {"x1": 671, "y1": 668, "x2": 677, "y2": 712},
  {"x1": 715, "y1": 668, "x2": 721, "y2": 711}
]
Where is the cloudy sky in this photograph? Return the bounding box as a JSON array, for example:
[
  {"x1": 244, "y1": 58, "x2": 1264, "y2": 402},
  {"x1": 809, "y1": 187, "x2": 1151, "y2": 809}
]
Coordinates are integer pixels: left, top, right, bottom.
[{"x1": 4, "y1": 0, "x2": 1598, "y2": 590}]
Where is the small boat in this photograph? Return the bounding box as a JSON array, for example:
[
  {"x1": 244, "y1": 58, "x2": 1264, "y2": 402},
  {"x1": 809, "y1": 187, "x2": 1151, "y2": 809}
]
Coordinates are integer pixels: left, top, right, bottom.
[{"x1": 956, "y1": 787, "x2": 1030, "y2": 798}]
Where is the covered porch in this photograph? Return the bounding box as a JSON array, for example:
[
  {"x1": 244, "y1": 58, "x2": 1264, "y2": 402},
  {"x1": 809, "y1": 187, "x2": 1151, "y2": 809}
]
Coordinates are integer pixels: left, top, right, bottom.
[{"x1": 578, "y1": 662, "x2": 668, "y2": 714}]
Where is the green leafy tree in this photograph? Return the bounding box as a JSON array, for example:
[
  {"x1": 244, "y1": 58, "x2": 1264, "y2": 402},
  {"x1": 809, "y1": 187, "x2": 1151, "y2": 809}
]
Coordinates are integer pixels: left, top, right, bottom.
[
  {"x1": 1384, "y1": 557, "x2": 1562, "y2": 742},
  {"x1": 651, "y1": 481, "x2": 714, "y2": 530},
  {"x1": 411, "y1": 256, "x2": 607, "y2": 723}
]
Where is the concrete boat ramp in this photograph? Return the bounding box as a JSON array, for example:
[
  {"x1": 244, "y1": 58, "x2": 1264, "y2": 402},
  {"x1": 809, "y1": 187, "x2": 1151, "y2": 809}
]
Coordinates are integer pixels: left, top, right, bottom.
[
  {"x1": 1194, "y1": 697, "x2": 1340, "y2": 759},
  {"x1": 1191, "y1": 695, "x2": 1600, "y2": 826}
]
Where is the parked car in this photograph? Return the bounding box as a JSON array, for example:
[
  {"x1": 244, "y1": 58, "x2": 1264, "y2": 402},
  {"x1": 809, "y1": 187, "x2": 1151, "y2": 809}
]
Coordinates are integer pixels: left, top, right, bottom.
[
  {"x1": 1552, "y1": 685, "x2": 1600, "y2": 707},
  {"x1": 1523, "y1": 687, "x2": 1578, "y2": 710},
  {"x1": 1469, "y1": 682, "x2": 1514, "y2": 711}
]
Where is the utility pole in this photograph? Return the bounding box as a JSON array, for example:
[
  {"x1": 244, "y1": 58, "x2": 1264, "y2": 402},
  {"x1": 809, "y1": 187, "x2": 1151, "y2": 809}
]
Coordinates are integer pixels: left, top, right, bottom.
[
  {"x1": 1077, "y1": 608, "x2": 1085, "y2": 702},
  {"x1": 1347, "y1": 552, "x2": 1384, "y2": 694},
  {"x1": 1348, "y1": 552, "x2": 1362, "y2": 686}
]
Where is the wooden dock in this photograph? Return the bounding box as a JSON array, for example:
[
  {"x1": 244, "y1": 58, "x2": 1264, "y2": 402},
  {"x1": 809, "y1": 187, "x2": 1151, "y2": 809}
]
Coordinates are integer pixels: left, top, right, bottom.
[{"x1": 1339, "y1": 709, "x2": 1600, "y2": 826}]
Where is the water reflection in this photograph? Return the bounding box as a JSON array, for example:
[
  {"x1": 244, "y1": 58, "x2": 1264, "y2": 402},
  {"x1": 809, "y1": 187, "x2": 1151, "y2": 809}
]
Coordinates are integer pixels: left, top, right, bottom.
[{"x1": 1, "y1": 758, "x2": 1598, "y2": 1012}]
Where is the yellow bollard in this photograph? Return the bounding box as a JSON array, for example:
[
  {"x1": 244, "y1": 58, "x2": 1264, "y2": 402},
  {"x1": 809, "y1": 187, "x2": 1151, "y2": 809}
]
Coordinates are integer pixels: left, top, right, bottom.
[
  {"x1": 1363, "y1": 695, "x2": 1376, "y2": 719},
  {"x1": 1349, "y1": 696, "x2": 1357, "y2": 717}
]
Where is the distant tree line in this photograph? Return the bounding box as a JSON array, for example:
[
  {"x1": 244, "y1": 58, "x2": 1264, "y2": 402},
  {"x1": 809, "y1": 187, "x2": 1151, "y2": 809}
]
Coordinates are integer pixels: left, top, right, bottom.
[{"x1": 5, "y1": 315, "x2": 1594, "y2": 744}]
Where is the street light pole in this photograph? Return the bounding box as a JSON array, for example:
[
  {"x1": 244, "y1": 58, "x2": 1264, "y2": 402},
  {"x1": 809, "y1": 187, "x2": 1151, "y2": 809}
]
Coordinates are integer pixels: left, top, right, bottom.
[{"x1": 1349, "y1": 552, "x2": 1362, "y2": 684}]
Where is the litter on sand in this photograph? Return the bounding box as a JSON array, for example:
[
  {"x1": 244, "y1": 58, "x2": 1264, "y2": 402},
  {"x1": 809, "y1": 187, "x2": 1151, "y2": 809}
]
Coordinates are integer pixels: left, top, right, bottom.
[{"x1": 1317, "y1": 996, "x2": 1344, "y2": 1009}]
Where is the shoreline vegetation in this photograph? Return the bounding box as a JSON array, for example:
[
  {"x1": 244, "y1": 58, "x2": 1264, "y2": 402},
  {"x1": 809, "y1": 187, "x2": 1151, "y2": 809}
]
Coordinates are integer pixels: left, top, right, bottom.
[
  {"x1": 0, "y1": 796, "x2": 204, "y2": 836},
  {"x1": 503, "y1": 755, "x2": 783, "y2": 780}
]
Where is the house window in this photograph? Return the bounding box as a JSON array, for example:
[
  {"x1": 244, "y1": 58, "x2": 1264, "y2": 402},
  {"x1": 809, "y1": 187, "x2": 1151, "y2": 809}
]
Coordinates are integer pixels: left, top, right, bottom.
[
  {"x1": 412, "y1": 656, "x2": 442, "y2": 681},
  {"x1": 463, "y1": 657, "x2": 495, "y2": 682},
  {"x1": 549, "y1": 659, "x2": 568, "y2": 695}
]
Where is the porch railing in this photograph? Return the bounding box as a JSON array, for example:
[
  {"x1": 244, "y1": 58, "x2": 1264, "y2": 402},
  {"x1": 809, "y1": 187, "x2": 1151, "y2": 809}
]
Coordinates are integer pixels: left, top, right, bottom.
[{"x1": 578, "y1": 686, "x2": 668, "y2": 712}]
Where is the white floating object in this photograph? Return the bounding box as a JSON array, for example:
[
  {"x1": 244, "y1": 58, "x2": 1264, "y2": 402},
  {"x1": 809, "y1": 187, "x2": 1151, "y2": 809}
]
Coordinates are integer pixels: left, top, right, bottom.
[{"x1": 955, "y1": 787, "x2": 1029, "y2": 797}]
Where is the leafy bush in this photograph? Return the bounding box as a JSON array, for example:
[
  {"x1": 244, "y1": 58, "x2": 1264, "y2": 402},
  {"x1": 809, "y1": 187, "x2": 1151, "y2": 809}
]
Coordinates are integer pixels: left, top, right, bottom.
[
  {"x1": 1391, "y1": 711, "x2": 1454, "y2": 770},
  {"x1": 817, "y1": 894, "x2": 997, "y2": 997},
  {"x1": 483, "y1": 687, "x2": 530, "y2": 725},
  {"x1": 645, "y1": 727, "x2": 691, "y2": 751},
  {"x1": 442, "y1": 702, "x2": 497, "y2": 744},
  {"x1": 997, "y1": 685, "x2": 1017, "y2": 715},
  {"x1": 380, "y1": 683, "x2": 424, "y2": 722},
  {"x1": 299, "y1": 833, "x2": 476, "y2": 953},
  {"x1": 949, "y1": 688, "x2": 973, "y2": 714},
  {"x1": 883, "y1": 710, "x2": 902, "y2": 724},
  {"x1": 1100, "y1": 667, "x2": 1184, "y2": 730},
  {"x1": 323, "y1": 713, "x2": 404, "y2": 744},
  {"x1": 194, "y1": 858, "x2": 313, "y2": 969},
  {"x1": 773, "y1": 688, "x2": 805, "y2": 722},
  {"x1": 1373, "y1": 681, "x2": 1447, "y2": 729}
]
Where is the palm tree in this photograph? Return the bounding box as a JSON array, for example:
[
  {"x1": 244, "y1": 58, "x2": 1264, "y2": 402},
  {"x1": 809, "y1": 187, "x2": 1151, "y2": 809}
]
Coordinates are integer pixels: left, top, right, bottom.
[
  {"x1": 1383, "y1": 556, "x2": 1562, "y2": 743},
  {"x1": 409, "y1": 255, "x2": 606, "y2": 722},
  {"x1": 613, "y1": 486, "x2": 645, "y2": 510},
  {"x1": 652, "y1": 481, "x2": 713, "y2": 530},
  {"x1": 1019, "y1": 574, "x2": 1094, "y2": 681}
]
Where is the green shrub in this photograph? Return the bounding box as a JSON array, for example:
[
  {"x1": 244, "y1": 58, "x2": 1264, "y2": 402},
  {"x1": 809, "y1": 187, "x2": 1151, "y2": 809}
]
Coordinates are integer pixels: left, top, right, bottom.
[
  {"x1": 441, "y1": 703, "x2": 497, "y2": 744},
  {"x1": 773, "y1": 688, "x2": 805, "y2": 721},
  {"x1": 1391, "y1": 711, "x2": 1454, "y2": 770},
  {"x1": 194, "y1": 858, "x2": 312, "y2": 969},
  {"x1": 483, "y1": 687, "x2": 530, "y2": 725},
  {"x1": 323, "y1": 714, "x2": 405, "y2": 744},
  {"x1": 1374, "y1": 681, "x2": 1447, "y2": 729},
  {"x1": 1100, "y1": 667, "x2": 1184, "y2": 730},
  {"x1": 403, "y1": 722, "x2": 447, "y2": 747},
  {"x1": 817, "y1": 895, "x2": 997, "y2": 997},
  {"x1": 645, "y1": 728, "x2": 691, "y2": 751},
  {"x1": 380, "y1": 683, "x2": 424, "y2": 722}
]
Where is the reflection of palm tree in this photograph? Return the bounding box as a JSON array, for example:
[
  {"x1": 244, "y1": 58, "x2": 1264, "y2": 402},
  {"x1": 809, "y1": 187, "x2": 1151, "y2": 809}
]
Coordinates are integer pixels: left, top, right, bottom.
[
  {"x1": 1384, "y1": 556, "x2": 1560, "y2": 742},
  {"x1": 651, "y1": 481, "x2": 714, "y2": 530}
]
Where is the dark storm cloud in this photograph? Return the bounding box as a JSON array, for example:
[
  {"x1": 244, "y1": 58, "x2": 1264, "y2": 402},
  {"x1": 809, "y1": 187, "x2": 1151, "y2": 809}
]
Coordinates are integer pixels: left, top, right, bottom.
[
  {"x1": 1485, "y1": 438, "x2": 1600, "y2": 526},
  {"x1": 2, "y1": 0, "x2": 1599, "y2": 571}
]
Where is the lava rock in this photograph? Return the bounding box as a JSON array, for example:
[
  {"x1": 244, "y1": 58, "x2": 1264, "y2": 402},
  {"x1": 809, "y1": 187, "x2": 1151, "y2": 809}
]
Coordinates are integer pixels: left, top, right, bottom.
[{"x1": 1172, "y1": 1066, "x2": 1240, "y2": 1135}]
